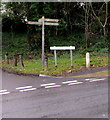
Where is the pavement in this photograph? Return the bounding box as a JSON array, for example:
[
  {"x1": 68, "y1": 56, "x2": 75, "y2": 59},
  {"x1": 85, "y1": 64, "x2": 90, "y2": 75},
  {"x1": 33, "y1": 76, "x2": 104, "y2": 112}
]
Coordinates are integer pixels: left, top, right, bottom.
[
  {"x1": 0, "y1": 66, "x2": 109, "y2": 118},
  {"x1": 64, "y1": 65, "x2": 109, "y2": 77}
]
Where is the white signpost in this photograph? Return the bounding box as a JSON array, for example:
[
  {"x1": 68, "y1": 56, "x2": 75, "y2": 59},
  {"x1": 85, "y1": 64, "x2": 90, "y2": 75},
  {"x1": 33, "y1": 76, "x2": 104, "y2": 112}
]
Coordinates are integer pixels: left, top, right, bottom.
[
  {"x1": 27, "y1": 16, "x2": 59, "y2": 66},
  {"x1": 50, "y1": 46, "x2": 75, "y2": 67}
]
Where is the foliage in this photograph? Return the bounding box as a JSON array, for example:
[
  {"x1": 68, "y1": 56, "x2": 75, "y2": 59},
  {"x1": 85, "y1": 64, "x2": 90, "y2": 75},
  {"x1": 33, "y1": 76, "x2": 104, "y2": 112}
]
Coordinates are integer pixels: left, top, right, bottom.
[{"x1": 1, "y1": 2, "x2": 109, "y2": 55}]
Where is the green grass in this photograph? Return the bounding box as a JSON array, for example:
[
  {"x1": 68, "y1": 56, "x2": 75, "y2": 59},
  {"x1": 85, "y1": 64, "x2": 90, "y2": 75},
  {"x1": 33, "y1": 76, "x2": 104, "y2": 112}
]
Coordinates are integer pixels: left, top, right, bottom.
[
  {"x1": 2, "y1": 56, "x2": 109, "y2": 76},
  {"x1": 2, "y1": 32, "x2": 109, "y2": 76}
]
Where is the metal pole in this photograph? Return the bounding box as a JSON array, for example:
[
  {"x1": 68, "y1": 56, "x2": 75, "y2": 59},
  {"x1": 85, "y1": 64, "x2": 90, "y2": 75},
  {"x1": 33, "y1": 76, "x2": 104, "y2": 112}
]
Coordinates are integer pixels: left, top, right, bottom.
[
  {"x1": 42, "y1": 16, "x2": 45, "y2": 65},
  {"x1": 54, "y1": 49, "x2": 57, "y2": 67},
  {"x1": 70, "y1": 49, "x2": 73, "y2": 68}
]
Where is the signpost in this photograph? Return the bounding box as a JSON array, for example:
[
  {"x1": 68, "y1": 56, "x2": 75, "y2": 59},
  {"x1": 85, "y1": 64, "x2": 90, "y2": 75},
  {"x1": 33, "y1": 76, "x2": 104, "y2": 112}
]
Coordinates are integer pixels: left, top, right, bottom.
[
  {"x1": 27, "y1": 16, "x2": 59, "y2": 65},
  {"x1": 50, "y1": 46, "x2": 75, "y2": 67}
]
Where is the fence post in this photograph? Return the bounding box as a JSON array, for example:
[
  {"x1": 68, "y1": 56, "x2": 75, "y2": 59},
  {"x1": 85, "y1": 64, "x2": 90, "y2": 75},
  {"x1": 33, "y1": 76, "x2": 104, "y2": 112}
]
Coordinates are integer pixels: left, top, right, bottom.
[
  {"x1": 44, "y1": 56, "x2": 48, "y2": 70},
  {"x1": 13, "y1": 54, "x2": 18, "y2": 66},
  {"x1": 5, "y1": 53, "x2": 9, "y2": 64},
  {"x1": 86, "y1": 52, "x2": 90, "y2": 68},
  {"x1": 19, "y1": 54, "x2": 24, "y2": 68}
]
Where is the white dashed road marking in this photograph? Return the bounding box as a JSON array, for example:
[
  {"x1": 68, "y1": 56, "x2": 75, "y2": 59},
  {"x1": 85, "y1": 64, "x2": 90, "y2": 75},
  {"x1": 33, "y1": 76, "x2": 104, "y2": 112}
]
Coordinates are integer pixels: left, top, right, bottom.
[
  {"x1": 68, "y1": 82, "x2": 83, "y2": 86},
  {"x1": 62, "y1": 80, "x2": 77, "y2": 84},
  {"x1": 40, "y1": 83, "x2": 56, "y2": 87},
  {"x1": 85, "y1": 78, "x2": 91, "y2": 81},
  {"x1": 89, "y1": 78, "x2": 106, "y2": 82},
  {"x1": 0, "y1": 89, "x2": 10, "y2": 95},
  {"x1": 19, "y1": 88, "x2": 37, "y2": 92},
  {"x1": 16, "y1": 86, "x2": 32, "y2": 90},
  {"x1": 0, "y1": 91, "x2": 10, "y2": 95},
  {"x1": 0, "y1": 89, "x2": 7, "y2": 93},
  {"x1": 1, "y1": 77, "x2": 107, "y2": 95},
  {"x1": 45, "y1": 85, "x2": 61, "y2": 89},
  {"x1": 85, "y1": 78, "x2": 106, "y2": 82}
]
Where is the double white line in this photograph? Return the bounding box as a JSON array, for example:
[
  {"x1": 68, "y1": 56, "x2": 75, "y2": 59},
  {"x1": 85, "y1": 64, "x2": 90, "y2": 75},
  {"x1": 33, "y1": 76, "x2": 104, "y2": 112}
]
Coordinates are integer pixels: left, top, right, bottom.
[
  {"x1": 62, "y1": 80, "x2": 83, "y2": 85},
  {"x1": 40, "y1": 83, "x2": 61, "y2": 89},
  {"x1": 16, "y1": 86, "x2": 36, "y2": 92},
  {"x1": 85, "y1": 78, "x2": 106, "y2": 82},
  {"x1": 0, "y1": 89, "x2": 10, "y2": 95}
]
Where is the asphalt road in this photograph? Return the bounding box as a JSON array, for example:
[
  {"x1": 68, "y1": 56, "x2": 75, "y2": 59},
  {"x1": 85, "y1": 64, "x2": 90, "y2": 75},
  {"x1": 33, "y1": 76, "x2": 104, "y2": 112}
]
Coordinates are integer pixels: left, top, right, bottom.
[{"x1": 1, "y1": 71, "x2": 108, "y2": 118}]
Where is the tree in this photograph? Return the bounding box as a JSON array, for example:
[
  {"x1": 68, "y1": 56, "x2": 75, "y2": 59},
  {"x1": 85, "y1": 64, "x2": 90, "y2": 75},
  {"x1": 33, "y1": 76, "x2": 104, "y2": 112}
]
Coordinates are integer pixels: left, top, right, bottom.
[{"x1": 90, "y1": 2, "x2": 108, "y2": 36}]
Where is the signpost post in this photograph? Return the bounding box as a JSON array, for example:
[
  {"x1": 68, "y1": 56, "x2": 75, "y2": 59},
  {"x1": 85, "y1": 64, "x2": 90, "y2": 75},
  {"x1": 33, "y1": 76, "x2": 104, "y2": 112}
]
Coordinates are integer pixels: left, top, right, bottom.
[{"x1": 27, "y1": 16, "x2": 59, "y2": 66}]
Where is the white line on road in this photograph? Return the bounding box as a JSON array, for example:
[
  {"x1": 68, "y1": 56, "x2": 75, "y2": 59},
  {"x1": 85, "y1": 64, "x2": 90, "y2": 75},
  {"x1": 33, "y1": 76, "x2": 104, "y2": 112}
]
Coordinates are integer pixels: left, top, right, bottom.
[
  {"x1": 0, "y1": 92, "x2": 10, "y2": 95},
  {"x1": 85, "y1": 78, "x2": 91, "y2": 81},
  {"x1": 16, "y1": 86, "x2": 32, "y2": 90},
  {"x1": 62, "y1": 80, "x2": 77, "y2": 84},
  {"x1": 40, "y1": 83, "x2": 56, "y2": 87},
  {"x1": 19, "y1": 88, "x2": 37, "y2": 92},
  {"x1": 45, "y1": 85, "x2": 61, "y2": 89},
  {"x1": 85, "y1": 78, "x2": 106, "y2": 81},
  {"x1": 68, "y1": 82, "x2": 83, "y2": 86},
  {"x1": 85, "y1": 78, "x2": 97, "y2": 81},
  {"x1": 89, "y1": 78, "x2": 106, "y2": 82},
  {"x1": 0, "y1": 89, "x2": 7, "y2": 93}
]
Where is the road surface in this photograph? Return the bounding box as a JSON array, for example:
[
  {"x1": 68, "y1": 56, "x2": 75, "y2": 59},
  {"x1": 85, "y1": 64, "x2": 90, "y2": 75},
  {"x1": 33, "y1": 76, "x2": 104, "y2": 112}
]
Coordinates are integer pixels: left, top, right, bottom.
[{"x1": 1, "y1": 71, "x2": 109, "y2": 118}]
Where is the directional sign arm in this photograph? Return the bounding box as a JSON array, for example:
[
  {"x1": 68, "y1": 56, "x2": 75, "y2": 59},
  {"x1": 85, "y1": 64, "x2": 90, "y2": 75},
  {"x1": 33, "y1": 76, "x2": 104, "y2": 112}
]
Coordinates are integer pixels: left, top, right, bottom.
[
  {"x1": 27, "y1": 21, "x2": 42, "y2": 25},
  {"x1": 45, "y1": 22, "x2": 59, "y2": 26},
  {"x1": 28, "y1": 21, "x2": 59, "y2": 26},
  {"x1": 44, "y1": 18, "x2": 59, "y2": 22}
]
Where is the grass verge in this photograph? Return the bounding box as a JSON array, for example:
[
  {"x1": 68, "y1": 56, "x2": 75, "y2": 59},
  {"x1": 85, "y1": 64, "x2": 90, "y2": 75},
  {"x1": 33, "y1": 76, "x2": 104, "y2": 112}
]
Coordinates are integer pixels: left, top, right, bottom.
[{"x1": 2, "y1": 56, "x2": 109, "y2": 76}]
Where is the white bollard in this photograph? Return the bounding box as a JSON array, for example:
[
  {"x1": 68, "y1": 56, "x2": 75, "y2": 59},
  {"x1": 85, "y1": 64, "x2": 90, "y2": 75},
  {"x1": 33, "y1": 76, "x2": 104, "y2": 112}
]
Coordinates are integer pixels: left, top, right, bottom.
[{"x1": 86, "y1": 52, "x2": 90, "y2": 68}]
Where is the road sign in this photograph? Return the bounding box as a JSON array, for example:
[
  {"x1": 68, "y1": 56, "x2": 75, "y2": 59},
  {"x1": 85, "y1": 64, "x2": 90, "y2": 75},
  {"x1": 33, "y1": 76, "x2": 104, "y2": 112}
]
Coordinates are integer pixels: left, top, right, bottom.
[
  {"x1": 27, "y1": 16, "x2": 59, "y2": 66},
  {"x1": 50, "y1": 46, "x2": 75, "y2": 67},
  {"x1": 50, "y1": 46, "x2": 75, "y2": 50}
]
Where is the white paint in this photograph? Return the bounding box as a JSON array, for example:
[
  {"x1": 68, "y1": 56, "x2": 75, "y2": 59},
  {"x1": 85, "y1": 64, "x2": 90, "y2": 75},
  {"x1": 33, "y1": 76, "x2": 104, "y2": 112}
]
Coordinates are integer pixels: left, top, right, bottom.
[
  {"x1": 86, "y1": 52, "x2": 90, "y2": 68},
  {"x1": 16, "y1": 86, "x2": 32, "y2": 90},
  {"x1": 19, "y1": 88, "x2": 36, "y2": 92},
  {"x1": 62, "y1": 80, "x2": 77, "y2": 84},
  {"x1": 39, "y1": 74, "x2": 51, "y2": 77},
  {"x1": 45, "y1": 85, "x2": 61, "y2": 89},
  {"x1": 0, "y1": 92, "x2": 10, "y2": 95},
  {"x1": 50, "y1": 46, "x2": 75, "y2": 50},
  {"x1": 0, "y1": 89, "x2": 7, "y2": 93},
  {"x1": 89, "y1": 78, "x2": 106, "y2": 82},
  {"x1": 85, "y1": 78, "x2": 91, "y2": 81},
  {"x1": 68, "y1": 82, "x2": 83, "y2": 85},
  {"x1": 40, "y1": 83, "x2": 56, "y2": 87}
]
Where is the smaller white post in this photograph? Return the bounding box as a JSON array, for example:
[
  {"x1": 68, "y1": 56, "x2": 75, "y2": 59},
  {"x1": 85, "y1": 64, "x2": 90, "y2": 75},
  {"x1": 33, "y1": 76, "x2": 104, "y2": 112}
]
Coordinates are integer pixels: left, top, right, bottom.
[
  {"x1": 54, "y1": 47, "x2": 57, "y2": 67},
  {"x1": 70, "y1": 49, "x2": 73, "y2": 68},
  {"x1": 86, "y1": 52, "x2": 90, "y2": 68}
]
